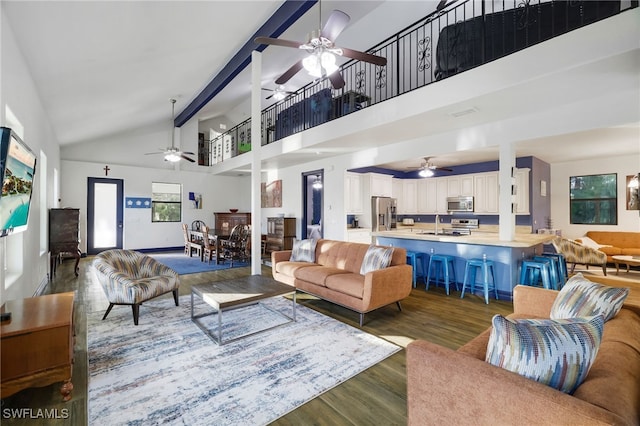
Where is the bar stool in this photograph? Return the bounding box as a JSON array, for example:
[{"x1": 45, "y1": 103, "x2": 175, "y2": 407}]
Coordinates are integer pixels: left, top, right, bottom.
[
  {"x1": 406, "y1": 251, "x2": 427, "y2": 288},
  {"x1": 461, "y1": 258, "x2": 497, "y2": 304},
  {"x1": 533, "y1": 256, "x2": 560, "y2": 290},
  {"x1": 519, "y1": 259, "x2": 553, "y2": 289},
  {"x1": 427, "y1": 254, "x2": 458, "y2": 295},
  {"x1": 541, "y1": 252, "x2": 568, "y2": 287}
]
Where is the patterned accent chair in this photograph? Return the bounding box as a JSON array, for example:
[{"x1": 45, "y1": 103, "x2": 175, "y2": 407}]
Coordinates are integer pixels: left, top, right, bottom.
[
  {"x1": 93, "y1": 249, "x2": 180, "y2": 325},
  {"x1": 551, "y1": 237, "x2": 608, "y2": 276}
]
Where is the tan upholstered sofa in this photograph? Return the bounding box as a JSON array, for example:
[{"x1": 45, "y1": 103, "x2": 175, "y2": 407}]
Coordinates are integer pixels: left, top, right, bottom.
[
  {"x1": 271, "y1": 239, "x2": 412, "y2": 326},
  {"x1": 582, "y1": 231, "x2": 640, "y2": 262},
  {"x1": 407, "y1": 284, "x2": 640, "y2": 425}
]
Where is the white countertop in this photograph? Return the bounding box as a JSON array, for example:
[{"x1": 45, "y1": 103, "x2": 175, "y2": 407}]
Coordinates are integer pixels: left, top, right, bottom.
[{"x1": 372, "y1": 229, "x2": 555, "y2": 248}]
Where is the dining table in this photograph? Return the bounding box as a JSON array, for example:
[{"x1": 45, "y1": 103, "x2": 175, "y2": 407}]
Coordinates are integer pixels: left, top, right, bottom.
[{"x1": 189, "y1": 228, "x2": 228, "y2": 264}]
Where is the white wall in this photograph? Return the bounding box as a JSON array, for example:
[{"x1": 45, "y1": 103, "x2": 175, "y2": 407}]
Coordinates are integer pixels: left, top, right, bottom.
[
  {"x1": 551, "y1": 154, "x2": 640, "y2": 239},
  {"x1": 1, "y1": 12, "x2": 61, "y2": 303},
  {"x1": 60, "y1": 160, "x2": 251, "y2": 252}
]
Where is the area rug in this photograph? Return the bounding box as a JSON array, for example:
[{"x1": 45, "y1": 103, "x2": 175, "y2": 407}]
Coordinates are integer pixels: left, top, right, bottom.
[
  {"x1": 87, "y1": 295, "x2": 400, "y2": 425},
  {"x1": 149, "y1": 252, "x2": 249, "y2": 275}
]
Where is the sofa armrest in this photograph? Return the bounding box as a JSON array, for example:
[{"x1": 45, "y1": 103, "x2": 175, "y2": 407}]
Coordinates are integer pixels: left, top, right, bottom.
[
  {"x1": 512, "y1": 285, "x2": 558, "y2": 317},
  {"x1": 271, "y1": 250, "x2": 292, "y2": 275},
  {"x1": 362, "y1": 264, "x2": 412, "y2": 310},
  {"x1": 407, "y1": 340, "x2": 622, "y2": 425}
]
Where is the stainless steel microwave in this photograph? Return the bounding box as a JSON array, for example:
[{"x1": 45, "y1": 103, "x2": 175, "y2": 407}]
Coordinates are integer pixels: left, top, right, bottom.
[{"x1": 447, "y1": 196, "x2": 474, "y2": 212}]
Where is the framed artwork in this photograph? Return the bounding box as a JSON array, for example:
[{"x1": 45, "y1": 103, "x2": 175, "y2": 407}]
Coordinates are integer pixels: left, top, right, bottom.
[
  {"x1": 626, "y1": 175, "x2": 639, "y2": 210},
  {"x1": 261, "y1": 180, "x2": 282, "y2": 208}
]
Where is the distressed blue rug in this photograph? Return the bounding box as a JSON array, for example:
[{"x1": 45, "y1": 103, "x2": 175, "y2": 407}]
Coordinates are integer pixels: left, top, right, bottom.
[
  {"x1": 149, "y1": 252, "x2": 249, "y2": 275},
  {"x1": 87, "y1": 295, "x2": 400, "y2": 425}
]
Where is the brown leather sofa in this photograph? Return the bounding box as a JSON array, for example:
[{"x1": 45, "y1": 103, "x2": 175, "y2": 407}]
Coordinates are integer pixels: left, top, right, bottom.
[
  {"x1": 584, "y1": 231, "x2": 640, "y2": 262},
  {"x1": 271, "y1": 239, "x2": 412, "y2": 326},
  {"x1": 407, "y1": 284, "x2": 640, "y2": 425}
]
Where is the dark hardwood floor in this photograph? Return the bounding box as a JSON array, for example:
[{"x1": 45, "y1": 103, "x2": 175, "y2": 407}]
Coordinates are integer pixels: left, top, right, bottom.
[{"x1": 1, "y1": 255, "x2": 516, "y2": 425}]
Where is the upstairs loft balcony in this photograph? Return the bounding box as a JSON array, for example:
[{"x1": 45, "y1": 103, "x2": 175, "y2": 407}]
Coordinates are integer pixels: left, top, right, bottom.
[{"x1": 197, "y1": 0, "x2": 636, "y2": 167}]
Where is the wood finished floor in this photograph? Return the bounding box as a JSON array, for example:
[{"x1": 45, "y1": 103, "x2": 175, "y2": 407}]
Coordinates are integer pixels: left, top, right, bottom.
[{"x1": 3, "y1": 256, "x2": 635, "y2": 425}]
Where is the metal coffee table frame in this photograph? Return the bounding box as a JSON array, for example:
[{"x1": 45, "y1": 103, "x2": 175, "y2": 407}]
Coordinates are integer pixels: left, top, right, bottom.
[{"x1": 191, "y1": 275, "x2": 296, "y2": 345}]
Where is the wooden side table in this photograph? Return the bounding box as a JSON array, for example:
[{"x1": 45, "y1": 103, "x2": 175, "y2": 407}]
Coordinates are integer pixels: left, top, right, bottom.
[{"x1": 1, "y1": 292, "x2": 75, "y2": 401}]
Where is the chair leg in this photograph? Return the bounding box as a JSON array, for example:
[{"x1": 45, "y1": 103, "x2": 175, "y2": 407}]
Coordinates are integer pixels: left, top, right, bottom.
[
  {"x1": 602, "y1": 264, "x2": 607, "y2": 276},
  {"x1": 102, "y1": 303, "x2": 114, "y2": 320},
  {"x1": 132, "y1": 304, "x2": 140, "y2": 325},
  {"x1": 173, "y1": 289, "x2": 179, "y2": 306},
  {"x1": 396, "y1": 301, "x2": 402, "y2": 312},
  {"x1": 359, "y1": 313, "x2": 364, "y2": 327}
]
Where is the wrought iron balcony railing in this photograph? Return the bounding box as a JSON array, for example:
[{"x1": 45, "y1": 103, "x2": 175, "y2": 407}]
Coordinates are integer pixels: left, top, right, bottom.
[{"x1": 203, "y1": 0, "x2": 635, "y2": 166}]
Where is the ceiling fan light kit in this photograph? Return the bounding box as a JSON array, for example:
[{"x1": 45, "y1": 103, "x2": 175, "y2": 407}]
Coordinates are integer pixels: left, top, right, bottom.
[{"x1": 418, "y1": 168, "x2": 435, "y2": 178}]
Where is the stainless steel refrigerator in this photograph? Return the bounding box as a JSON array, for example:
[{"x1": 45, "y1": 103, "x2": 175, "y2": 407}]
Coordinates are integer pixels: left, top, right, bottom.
[{"x1": 371, "y1": 196, "x2": 397, "y2": 231}]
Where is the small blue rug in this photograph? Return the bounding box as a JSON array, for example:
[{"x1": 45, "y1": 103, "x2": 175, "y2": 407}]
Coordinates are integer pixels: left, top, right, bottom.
[{"x1": 149, "y1": 252, "x2": 249, "y2": 275}]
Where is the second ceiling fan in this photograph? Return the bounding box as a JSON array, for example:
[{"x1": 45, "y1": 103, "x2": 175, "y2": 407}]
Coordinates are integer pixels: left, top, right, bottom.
[{"x1": 255, "y1": 6, "x2": 387, "y2": 90}]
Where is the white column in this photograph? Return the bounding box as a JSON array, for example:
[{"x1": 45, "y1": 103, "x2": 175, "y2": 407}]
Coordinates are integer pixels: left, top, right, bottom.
[
  {"x1": 250, "y1": 50, "x2": 262, "y2": 275},
  {"x1": 498, "y1": 141, "x2": 516, "y2": 241}
]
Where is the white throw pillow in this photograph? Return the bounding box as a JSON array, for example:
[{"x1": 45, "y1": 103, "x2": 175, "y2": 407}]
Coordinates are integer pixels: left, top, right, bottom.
[
  {"x1": 578, "y1": 236, "x2": 612, "y2": 250},
  {"x1": 289, "y1": 239, "x2": 317, "y2": 263},
  {"x1": 360, "y1": 245, "x2": 393, "y2": 275}
]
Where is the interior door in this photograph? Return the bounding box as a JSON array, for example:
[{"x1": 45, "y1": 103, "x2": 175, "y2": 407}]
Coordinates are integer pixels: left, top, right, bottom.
[
  {"x1": 302, "y1": 170, "x2": 323, "y2": 240},
  {"x1": 87, "y1": 177, "x2": 124, "y2": 255}
]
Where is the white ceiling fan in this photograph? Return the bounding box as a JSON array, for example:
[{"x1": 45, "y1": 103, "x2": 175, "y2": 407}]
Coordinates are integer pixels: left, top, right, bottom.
[
  {"x1": 408, "y1": 157, "x2": 454, "y2": 177},
  {"x1": 145, "y1": 99, "x2": 195, "y2": 163}
]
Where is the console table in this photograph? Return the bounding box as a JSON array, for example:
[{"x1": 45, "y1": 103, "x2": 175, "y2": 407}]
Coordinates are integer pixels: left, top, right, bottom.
[{"x1": 1, "y1": 292, "x2": 75, "y2": 401}]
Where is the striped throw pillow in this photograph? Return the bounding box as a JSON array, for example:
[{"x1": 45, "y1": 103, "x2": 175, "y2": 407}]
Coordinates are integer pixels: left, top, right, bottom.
[
  {"x1": 360, "y1": 245, "x2": 393, "y2": 275},
  {"x1": 550, "y1": 273, "x2": 629, "y2": 322},
  {"x1": 289, "y1": 239, "x2": 317, "y2": 263},
  {"x1": 486, "y1": 314, "x2": 604, "y2": 394}
]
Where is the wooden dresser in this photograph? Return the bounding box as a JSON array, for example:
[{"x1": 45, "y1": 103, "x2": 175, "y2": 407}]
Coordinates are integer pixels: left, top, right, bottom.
[
  {"x1": 1, "y1": 292, "x2": 75, "y2": 401},
  {"x1": 266, "y1": 217, "x2": 296, "y2": 253},
  {"x1": 49, "y1": 208, "x2": 81, "y2": 278},
  {"x1": 214, "y1": 212, "x2": 251, "y2": 236}
]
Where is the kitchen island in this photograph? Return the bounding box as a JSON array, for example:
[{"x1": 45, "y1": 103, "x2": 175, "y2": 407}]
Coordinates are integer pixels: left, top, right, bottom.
[{"x1": 373, "y1": 229, "x2": 556, "y2": 300}]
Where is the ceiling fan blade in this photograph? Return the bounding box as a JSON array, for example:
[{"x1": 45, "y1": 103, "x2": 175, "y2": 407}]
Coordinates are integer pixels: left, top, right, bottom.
[
  {"x1": 261, "y1": 88, "x2": 273, "y2": 92},
  {"x1": 254, "y1": 36, "x2": 302, "y2": 49},
  {"x1": 321, "y1": 10, "x2": 350, "y2": 41},
  {"x1": 144, "y1": 151, "x2": 164, "y2": 155},
  {"x1": 339, "y1": 47, "x2": 387, "y2": 66},
  {"x1": 266, "y1": 93, "x2": 274, "y2": 100},
  {"x1": 328, "y1": 72, "x2": 345, "y2": 90},
  {"x1": 182, "y1": 151, "x2": 195, "y2": 155},
  {"x1": 275, "y1": 60, "x2": 304, "y2": 85},
  {"x1": 180, "y1": 154, "x2": 196, "y2": 163},
  {"x1": 436, "y1": 166, "x2": 453, "y2": 172}
]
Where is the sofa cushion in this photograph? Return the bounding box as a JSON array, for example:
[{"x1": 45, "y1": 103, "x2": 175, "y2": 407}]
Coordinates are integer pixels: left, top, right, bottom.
[
  {"x1": 586, "y1": 231, "x2": 640, "y2": 250},
  {"x1": 275, "y1": 261, "x2": 316, "y2": 277},
  {"x1": 486, "y1": 314, "x2": 604, "y2": 394},
  {"x1": 325, "y1": 273, "x2": 365, "y2": 299},
  {"x1": 293, "y1": 265, "x2": 350, "y2": 286},
  {"x1": 360, "y1": 245, "x2": 393, "y2": 275},
  {"x1": 289, "y1": 238, "x2": 317, "y2": 262},
  {"x1": 550, "y1": 273, "x2": 629, "y2": 321}
]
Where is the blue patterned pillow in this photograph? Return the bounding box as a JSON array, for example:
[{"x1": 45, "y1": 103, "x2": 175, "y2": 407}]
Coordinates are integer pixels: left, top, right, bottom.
[
  {"x1": 550, "y1": 273, "x2": 629, "y2": 322},
  {"x1": 360, "y1": 245, "x2": 393, "y2": 275},
  {"x1": 485, "y1": 314, "x2": 604, "y2": 394},
  {"x1": 289, "y1": 239, "x2": 317, "y2": 262}
]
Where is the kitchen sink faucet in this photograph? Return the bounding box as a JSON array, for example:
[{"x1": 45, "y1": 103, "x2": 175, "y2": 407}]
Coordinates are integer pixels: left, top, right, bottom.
[{"x1": 435, "y1": 214, "x2": 440, "y2": 235}]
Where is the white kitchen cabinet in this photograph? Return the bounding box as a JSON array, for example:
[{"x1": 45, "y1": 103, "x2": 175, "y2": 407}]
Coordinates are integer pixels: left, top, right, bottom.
[
  {"x1": 418, "y1": 177, "x2": 448, "y2": 213},
  {"x1": 514, "y1": 168, "x2": 530, "y2": 214},
  {"x1": 368, "y1": 173, "x2": 393, "y2": 197},
  {"x1": 346, "y1": 229, "x2": 373, "y2": 244},
  {"x1": 473, "y1": 172, "x2": 499, "y2": 214},
  {"x1": 345, "y1": 172, "x2": 364, "y2": 214},
  {"x1": 402, "y1": 180, "x2": 418, "y2": 214},
  {"x1": 447, "y1": 175, "x2": 474, "y2": 197},
  {"x1": 392, "y1": 179, "x2": 405, "y2": 213}
]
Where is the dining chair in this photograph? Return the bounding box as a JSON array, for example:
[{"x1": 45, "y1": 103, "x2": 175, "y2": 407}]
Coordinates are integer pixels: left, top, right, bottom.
[
  {"x1": 201, "y1": 225, "x2": 217, "y2": 264},
  {"x1": 182, "y1": 223, "x2": 203, "y2": 260}
]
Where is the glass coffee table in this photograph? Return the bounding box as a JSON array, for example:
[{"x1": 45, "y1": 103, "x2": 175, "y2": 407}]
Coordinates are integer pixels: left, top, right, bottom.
[{"x1": 191, "y1": 275, "x2": 296, "y2": 345}]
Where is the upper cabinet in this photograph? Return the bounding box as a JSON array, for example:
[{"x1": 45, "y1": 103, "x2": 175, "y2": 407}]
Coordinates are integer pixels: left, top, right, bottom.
[
  {"x1": 473, "y1": 172, "x2": 499, "y2": 214},
  {"x1": 417, "y1": 177, "x2": 448, "y2": 214},
  {"x1": 447, "y1": 175, "x2": 474, "y2": 197},
  {"x1": 368, "y1": 173, "x2": 393, "y2": 197},
  {"x1": 345, "y1": 172, "x2": 364, "y2": 214},
  {"x1": 514, "y1": 168, "x2": 530, "y2": 214}
]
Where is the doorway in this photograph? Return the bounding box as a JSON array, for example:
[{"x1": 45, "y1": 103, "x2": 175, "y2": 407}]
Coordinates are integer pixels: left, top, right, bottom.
[
  {"x1": 302, "y1": 170, "x2": 323, "y2": 240},
  {"x1": 87, "y1": 177, "x2": 124, "y2": 255}
]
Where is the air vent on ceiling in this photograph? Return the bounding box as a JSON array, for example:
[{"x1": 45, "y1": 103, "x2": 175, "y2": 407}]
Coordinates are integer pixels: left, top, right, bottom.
[{"x1": 449, "y1": 107, "x2": 478, "y2": 118}]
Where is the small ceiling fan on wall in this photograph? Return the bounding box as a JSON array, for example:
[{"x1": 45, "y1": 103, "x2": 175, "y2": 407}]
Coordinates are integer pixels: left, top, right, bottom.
[
  {"x1": 254, "y1": 3, "x2": 387, "y2": 90},
  {"x1": 409, "y1": 157, "x2": 453, "y2": 177},
  {"x1": 145, "y1": 99, "x2": 195, "y2": 163}
]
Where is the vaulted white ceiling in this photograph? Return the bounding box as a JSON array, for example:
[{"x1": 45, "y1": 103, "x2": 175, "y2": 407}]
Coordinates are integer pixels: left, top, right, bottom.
[{"x1": 2, "y1": 1, "x2": 639, "y2": 172}]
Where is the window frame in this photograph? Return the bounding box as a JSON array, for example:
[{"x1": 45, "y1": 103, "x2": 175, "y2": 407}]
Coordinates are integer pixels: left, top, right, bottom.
[
  {"x1": 151, "y1": 182, "x2": 182, "y2": 223},
  {"x1": 569, "y1": 173, "x2": 617, "y2": 225}
]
